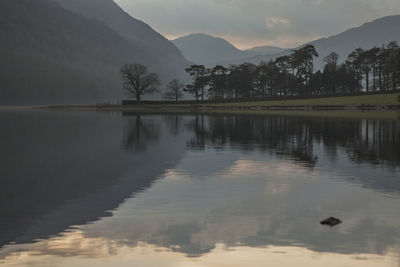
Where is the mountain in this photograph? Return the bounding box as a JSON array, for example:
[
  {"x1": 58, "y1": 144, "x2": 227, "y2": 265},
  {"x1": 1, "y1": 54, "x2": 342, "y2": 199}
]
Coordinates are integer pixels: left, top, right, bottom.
[
  {"x1": 172, "y1": 33, "x2": 288, "y2": 66},
  {"x1": 216, "y1": 15, "x2": 400, "y2": 68},
  {"x1": 245, "y1": 45, "x2": 286, "y2": 55},
  {"x1": 52, "y1": 0, "x2": 186, "y2": 70},
  {"x1": 172, "y1": 33, "x2": 252, "y2": 65},
  {"x1": 0, "y1": 0, "x2": 188, "y2": 105},
  {"x1": 308, "y1": 15, "x2": 400, "y2": 68}
]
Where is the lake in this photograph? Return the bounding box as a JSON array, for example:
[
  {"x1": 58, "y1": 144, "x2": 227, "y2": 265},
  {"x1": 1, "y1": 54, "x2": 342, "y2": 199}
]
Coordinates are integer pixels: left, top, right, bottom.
[{"x1": 0, "y1": 110, "x2": 399, "y2": 267}]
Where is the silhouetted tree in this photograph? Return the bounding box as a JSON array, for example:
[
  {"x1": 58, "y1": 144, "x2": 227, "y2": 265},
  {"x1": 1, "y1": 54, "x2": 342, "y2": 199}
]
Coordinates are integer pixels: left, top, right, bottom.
[
  {"x1": 291, "y1": 45, "x2": 319, "y2": 95},
  {"x1": 184, "y1": 65, "x2": 209, "y2": 100},
  {"x1": 275, "y1": 56, "x2": 292, "y2": 96},
  {"x1": 228, "y1": 64, "x2": 255, "y2": 98},
  {"x1": 163, "y1": 79, "x2": 184, "y2": 102},
  {"x1": 359, "y1": 49, "x2": 376, "y2": 92},
  {"x1": 253, "y1": 62, "x2": 270, "y2": 97},
  {"x1": 346, "y1": 48, "x2": 364, "y2": 93},
  {"x1": 208, "y1": 65, "x2": 228, "y2": 99},
  {"x1": 181, "y1": 42, "x2": 400, "y2": 101},
  {"x1": 120, "y1": 63, "x2": 160, "y2": 101},
  {"x1": 336, "y1": 64, "x2": 358, "y2": 93},
  {"x1": 385, "y1": 41, "x2": 400, "y2": 92},
  {"x1": 323, "y1": 52, "x2": 339, "y2": 94}
]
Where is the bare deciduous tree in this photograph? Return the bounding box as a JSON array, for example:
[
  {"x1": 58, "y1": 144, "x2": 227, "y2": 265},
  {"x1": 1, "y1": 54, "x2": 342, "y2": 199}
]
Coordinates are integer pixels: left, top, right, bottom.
[
  {"x1": 163, "y1": 79, "x2": 184, "y2": 102},
  {"x1": 120, "y1": 63, "x2": 160, "y2": 101}
]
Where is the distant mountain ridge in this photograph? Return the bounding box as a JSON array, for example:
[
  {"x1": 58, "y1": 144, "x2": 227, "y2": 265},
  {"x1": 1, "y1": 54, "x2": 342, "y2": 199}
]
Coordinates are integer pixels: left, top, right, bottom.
[
  {"x1": 172, "y1": 33, "x2": 247, "y2": 65},
  {"x1": 215, "y1": 15, "x2": 400, "y2": 68},
  {"x1": 0, "y1": 0, "x2": 188, "y2": 105},
  {"x1": 244, "y1": 45, "x2": 286, "y2": 54},
  {"x1": 172, "y1": 33, "x2": 285, "y2": 65}
]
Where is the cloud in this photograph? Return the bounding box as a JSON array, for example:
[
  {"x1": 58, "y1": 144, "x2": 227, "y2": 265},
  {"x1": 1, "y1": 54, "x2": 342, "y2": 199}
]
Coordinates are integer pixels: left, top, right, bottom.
[
  {"x1": 266, "y1": 17, "x2": 291, "y2": 30},
  {"x1": 115, "y1": 0, "x2": 400, "y2": 49}
]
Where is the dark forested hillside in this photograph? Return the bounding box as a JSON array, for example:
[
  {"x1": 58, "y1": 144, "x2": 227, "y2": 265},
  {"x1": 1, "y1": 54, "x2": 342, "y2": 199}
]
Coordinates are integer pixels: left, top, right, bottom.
[
  {"x1": 52, "y1": 0, "x2": 187, "y2": 75},
  {"x1": 0, "y1": 0, "x2": 188, "y2": 105}
]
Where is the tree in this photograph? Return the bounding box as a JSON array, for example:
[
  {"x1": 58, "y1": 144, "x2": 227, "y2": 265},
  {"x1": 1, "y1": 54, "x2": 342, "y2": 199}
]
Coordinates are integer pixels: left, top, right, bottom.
[
  {"x1": 208, "y1": 65, "x2": 228, "y2": 99},
  {"x1": 346, "y1": 48, "x2": 364, "y2": 93},
  {"x1": 275, "y1": 56, "x2": 292, "y2": 96},
  {"x1": 359, "y1": 49, "x2": 376, "y2": 92},
  {"x1": 323, "y1": 52, "x2": 339, "y2": 94},
  {"x1": 180, "y1": 41, "x2": 398, "y2": 100},
  {"x1": 253, "y1": 62, "x2": 270, "y2": 97},
  {"x1": 290, "y1": 45, "x2": 319, "y2": 95},
  {"x1": 336, "y1": 64, "x2": 358, "y2": 93},
  {"x1": 385, "y1": 41, "x2": 400, "y2": 91},
  {"x1": 228, "y1": 64, "x2": 254, "y2": 98},
  {"x1": 185, "y1": 65, "x2": 209, "y2": 100},
  {"x1": 120, "y1": 63, "x2": 160, "y2": 101},
  {"x1": 163, "y1": 79, "x2": 184, "y2": 102},
  {"x1": 324, "y1": 52, "x2": 339, "y2": 67}
]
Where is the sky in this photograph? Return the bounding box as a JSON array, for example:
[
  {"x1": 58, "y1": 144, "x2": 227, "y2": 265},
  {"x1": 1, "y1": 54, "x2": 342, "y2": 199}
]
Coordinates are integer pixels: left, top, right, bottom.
[{"x1": 115, "y1": 0, "x2": 400, "y2": 50}]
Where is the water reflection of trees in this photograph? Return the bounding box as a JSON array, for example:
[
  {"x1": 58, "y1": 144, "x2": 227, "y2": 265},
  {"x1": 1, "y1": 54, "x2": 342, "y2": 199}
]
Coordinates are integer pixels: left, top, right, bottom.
[
  {"x1": 163, "y1": 114, "x2": 184, "y2": 136},
  {"x1": 182, "y1": 114, "x2": 400, "y2": 166},
  {"x1": 121, "y1": 116, "x2": 160, "y2": 151},
  {"x1": 119, "y1": 113, "x2": 399, "y2": 166}
]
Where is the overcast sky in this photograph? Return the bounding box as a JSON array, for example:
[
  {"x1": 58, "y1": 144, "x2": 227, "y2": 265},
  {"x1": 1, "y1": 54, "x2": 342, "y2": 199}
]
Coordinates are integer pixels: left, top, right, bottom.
[{"x1": 115, "y1": 0, "x2": 400, "y2": 49}]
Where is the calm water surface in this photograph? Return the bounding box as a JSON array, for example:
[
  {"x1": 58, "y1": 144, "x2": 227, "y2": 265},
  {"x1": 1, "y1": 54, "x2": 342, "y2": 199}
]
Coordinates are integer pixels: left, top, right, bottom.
[{"x1": 0, "y1": 110, "x2": 400, "y2": 267}]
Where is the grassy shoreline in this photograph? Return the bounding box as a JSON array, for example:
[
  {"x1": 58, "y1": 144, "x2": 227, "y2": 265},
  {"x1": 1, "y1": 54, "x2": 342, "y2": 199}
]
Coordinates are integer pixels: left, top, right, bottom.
[
  {"x1": 203, "y1": 93, "x2": 400, "y2": 107},
  {"x1": 2, "y1": 92, "x2": 398, "y2": 119},
  {"x1": 42, "y1": 107, "x2": 400, "y2": 119}
]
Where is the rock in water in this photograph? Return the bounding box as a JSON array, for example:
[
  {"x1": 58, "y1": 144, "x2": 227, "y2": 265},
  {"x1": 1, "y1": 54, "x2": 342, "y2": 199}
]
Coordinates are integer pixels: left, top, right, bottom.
[{"x1": 320, "y1": 217, "x2": 342, "y2": 227}]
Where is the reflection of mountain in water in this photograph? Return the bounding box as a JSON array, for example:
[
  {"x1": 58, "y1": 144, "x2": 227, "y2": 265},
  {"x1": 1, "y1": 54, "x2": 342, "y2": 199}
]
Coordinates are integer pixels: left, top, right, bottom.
[
  {"x1": 74, "y1": 112, "x2": 400, "y2": 258},
  {"x1": 1, "y1": 112, "x2": 399, "y2": 259},
  {"x1": 0, "y1": 111, "x2": 186, "y2": 248},
  {"x1": 74, "y1": 148, "x2": 400, "y2": 258}
]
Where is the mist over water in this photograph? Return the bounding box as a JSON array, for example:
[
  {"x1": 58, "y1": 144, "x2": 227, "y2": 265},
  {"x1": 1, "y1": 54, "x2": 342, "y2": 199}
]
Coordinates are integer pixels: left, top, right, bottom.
[{"x1": 0, "y1": 110, "x2": 399, "y2": 266}]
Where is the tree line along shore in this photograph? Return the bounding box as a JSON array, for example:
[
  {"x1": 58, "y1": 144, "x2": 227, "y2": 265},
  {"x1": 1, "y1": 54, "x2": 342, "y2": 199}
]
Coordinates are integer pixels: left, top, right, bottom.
[
  {"x1": 40, "y1": 42, "x2": 400, "y2": 111},
  {"x1": 119, "y1": 42, "x2": 400, "y2": 104}
]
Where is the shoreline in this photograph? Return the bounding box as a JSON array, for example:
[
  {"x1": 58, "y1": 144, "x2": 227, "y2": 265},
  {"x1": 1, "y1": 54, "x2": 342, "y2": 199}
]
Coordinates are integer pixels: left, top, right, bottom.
[
  {"x1": 1, "y1": 104, "x2": 399, "y2": 119},
  {"x1": 1, "y1": 92, "x2": 398, "y2": 119},
  {"x1": 25, "y1": 104, "x2": 400, "y2": 120},
  {"x1": 35, "y1": 102, "x2": 400, "y2": 112}
]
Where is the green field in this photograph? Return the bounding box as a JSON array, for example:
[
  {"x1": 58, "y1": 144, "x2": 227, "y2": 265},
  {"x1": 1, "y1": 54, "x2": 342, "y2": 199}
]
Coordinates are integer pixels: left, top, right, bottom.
[
  {"x1": 201, "y1": 93, "x2": 400, "y2": 107},
  {"x1": 34, "y1": 93, "x2": 400, "y2": 119}
]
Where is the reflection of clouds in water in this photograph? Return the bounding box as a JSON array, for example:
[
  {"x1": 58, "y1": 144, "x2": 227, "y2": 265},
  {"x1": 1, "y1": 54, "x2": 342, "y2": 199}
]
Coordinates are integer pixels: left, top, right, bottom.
[
  {"x1": 219, "y1": 159, "x2": 314, "y2": 178},
  {"x1": 46, "y1": 154, "x2": 399, "y2": 258},
  {"x1": 174, "y1": 150, "x2": 241, "y2": 178},
  {"x1": 1, "y1": 114, "x2": 400, "y2": 266},
  {"x1": 0, "y1": 163, "x2": 399, "y2": 265},
  {"x1": 1, "y1": 233, "x2": 396, "y2": 267},
  {"x1": 1, "y1": 146, "x2": 399, "y2": 262}
]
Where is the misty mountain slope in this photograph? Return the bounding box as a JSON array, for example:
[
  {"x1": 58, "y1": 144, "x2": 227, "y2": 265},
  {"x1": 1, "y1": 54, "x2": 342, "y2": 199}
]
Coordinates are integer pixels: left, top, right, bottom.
[
  {"x1": 216, "y1": 15, "x2": 400, "y2": 68},
  {"x1": 0, "y1": 0, "x2": 143, "y2": 104},
  {"x1": 308, "y1": 15, "x2": 400, "y2": 68},
  {"x1": 52, "y1": 0, "x2": 187, "y2": 68},
  {"x1": 172, "y1": 33, "x2": 286, "y2": 65},
  {"x1": 0, "y1": 0, "x2": 188, "y2": 105},
  {"x1": 245, "y1": 45, "x2": 286, "y2": 55},
  {"x1": 172, "y1": 33, "x2": 252, "y2": 65}
]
